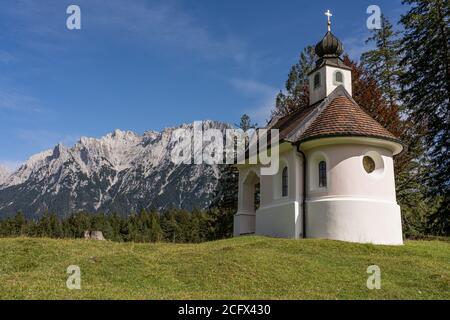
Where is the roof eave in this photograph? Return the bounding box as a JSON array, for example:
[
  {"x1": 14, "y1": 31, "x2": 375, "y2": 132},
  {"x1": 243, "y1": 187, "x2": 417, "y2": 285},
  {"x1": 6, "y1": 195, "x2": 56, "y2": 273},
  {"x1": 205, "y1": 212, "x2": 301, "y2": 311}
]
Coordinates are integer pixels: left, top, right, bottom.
[{"x1": 296, "y1": 134, "x2": 405, "y2": 156}]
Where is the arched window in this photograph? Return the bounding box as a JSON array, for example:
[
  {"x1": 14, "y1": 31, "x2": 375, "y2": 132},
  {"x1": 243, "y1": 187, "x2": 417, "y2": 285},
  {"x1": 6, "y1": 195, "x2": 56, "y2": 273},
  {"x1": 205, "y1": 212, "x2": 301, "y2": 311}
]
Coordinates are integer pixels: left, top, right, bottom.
[
  {"x1": 335, "y1": 71, "x2": 343, "y2": 84},
  {"x1": 319, "y1": 161, "x2": 327, "y2": 188},
  {"x1": 254, "y1": 183, "x2": 261, "y2": 211},
  {"x1": 314, "y1": 73, "x2": 321, "y2": 89},
  {"x1": 282, "y1": 167, "x2": 288, "y2": 197}
]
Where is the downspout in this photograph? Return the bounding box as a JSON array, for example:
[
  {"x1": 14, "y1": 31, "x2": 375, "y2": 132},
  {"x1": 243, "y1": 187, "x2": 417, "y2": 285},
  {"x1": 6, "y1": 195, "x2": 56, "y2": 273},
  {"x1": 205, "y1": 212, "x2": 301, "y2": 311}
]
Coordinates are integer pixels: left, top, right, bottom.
[{"x1": 296, "y1": 143, "x2": 307, "y2": 239}]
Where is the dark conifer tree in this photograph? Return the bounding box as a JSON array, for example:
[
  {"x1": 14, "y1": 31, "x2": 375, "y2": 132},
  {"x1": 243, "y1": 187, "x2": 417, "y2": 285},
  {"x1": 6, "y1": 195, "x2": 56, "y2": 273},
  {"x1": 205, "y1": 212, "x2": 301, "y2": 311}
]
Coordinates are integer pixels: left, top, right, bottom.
[
  {"x1": 273, "y1": 46, "x2": 316, "y2": 117},
  {"x1": 209, "y1": 114, "x2": 259, "y2": 239},
  {"x1": 362, "y1": 15, "x2": 403, "y2": 106},
  {"x1": 399, "y1": 0, "x2": 450, "y2": 235}
]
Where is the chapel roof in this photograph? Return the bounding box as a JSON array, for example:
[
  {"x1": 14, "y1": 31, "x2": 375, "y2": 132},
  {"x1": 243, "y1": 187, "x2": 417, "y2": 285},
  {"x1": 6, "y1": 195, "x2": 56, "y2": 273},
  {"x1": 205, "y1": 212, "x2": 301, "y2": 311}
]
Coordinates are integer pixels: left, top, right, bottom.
[{"x1": 267, "y1": 86, "x2": 403, "y2": 147}]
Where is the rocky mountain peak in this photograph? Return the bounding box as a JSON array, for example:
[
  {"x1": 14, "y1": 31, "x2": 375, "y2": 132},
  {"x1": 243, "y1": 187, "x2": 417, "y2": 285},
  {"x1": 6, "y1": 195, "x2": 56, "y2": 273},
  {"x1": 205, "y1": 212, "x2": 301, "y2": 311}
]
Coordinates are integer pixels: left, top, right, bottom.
[
  {"x1": 0, "y1": 121, "x2": 232, "y2": 218},
  {"x1": 0, "y1": 166, "x2": 11, "y2": 185}
]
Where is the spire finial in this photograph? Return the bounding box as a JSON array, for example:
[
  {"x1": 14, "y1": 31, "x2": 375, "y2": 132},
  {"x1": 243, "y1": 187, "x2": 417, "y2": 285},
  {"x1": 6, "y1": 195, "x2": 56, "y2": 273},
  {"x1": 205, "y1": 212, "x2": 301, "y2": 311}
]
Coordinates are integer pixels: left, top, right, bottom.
[{"x1": 325, "y1": 10, "x2": 333, "y2": 32}]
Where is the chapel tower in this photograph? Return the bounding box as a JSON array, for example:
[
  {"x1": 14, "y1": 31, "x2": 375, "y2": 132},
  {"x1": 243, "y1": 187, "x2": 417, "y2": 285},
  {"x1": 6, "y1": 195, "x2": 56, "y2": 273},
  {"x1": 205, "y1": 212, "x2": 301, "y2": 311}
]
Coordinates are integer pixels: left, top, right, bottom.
[{"x1": 308, "y1": 10, "x2": 353, "y2": 105}]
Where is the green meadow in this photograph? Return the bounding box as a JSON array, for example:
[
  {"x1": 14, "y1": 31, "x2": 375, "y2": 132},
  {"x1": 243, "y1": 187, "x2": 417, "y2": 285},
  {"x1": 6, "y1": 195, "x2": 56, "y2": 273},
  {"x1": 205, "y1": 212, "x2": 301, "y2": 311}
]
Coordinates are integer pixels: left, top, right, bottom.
[{"x1": 0, "y1": 236, "x2": 448, "y2": 300}]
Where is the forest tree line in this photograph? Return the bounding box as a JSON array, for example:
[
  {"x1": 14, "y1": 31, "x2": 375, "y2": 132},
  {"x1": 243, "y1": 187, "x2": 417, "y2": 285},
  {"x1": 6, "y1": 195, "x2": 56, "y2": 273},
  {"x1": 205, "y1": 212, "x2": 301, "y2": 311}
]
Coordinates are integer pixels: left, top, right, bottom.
[{"x1": 0, "y1": 209, "x2": 234, "y2": 243}]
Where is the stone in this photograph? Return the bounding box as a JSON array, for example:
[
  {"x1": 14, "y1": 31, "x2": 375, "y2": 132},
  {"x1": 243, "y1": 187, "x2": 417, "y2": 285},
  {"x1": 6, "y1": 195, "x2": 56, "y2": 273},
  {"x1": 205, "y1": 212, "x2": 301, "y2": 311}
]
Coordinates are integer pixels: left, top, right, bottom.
[{"x1": 84, "y1": 231, "x2": 106, "y2": 241}]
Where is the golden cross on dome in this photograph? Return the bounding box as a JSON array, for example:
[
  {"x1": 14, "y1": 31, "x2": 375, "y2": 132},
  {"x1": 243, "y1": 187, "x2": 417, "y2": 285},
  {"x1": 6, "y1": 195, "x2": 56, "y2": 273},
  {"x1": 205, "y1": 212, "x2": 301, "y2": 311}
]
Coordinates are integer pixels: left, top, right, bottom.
[{"x1": 325, "y1": 10, "x2": 333, "y2": 32}]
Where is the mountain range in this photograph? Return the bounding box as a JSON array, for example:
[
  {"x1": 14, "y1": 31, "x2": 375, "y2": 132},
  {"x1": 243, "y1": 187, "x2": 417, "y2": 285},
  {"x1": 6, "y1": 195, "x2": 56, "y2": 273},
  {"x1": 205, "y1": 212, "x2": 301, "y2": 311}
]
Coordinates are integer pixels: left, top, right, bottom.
[{"x1": 0, "y1": 121, "x2": 229, "y2": 218}]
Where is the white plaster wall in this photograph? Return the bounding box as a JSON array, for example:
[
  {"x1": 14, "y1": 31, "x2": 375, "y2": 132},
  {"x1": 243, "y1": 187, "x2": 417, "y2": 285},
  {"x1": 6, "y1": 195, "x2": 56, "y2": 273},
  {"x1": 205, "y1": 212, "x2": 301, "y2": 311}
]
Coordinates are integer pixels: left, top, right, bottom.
[
  {"x1": 325, "y1": 66, "x2": 352, "y2": 97},
  {"x1": 236, "y1": 167, "x2": 260, "y2": 214},
  {"x1": 266, "y1": 148, "x2": 303, "y2": 203},
  {"x1": 309, "y1": 68, "x2": 326, "y2": 106},
  {"x1": 307, "y1": 144, "x2": 397, "y2": 202},
  {"x1": 305, "y1": 143, "x2": 403, "y2": 245},
  {"x1": 306, "y1": 199, "x2": 403, "y2": 245},
  {"x1": 234, "y1": 139, "x2": 403, "y2": 245},
  {"x1": 234, "y1": 213, "x2": 256, "y2": 236},
  {"x1": 234, "y1": 146, "x2": 305, "y2": 238},
  {"x1": 309, "y1": 65, "x2": 352, "y2": 105},
  {"x1": 234, "y1": 167, "x2": 260, "y2": 236},
  {"x1": 255, "y1": 148, "x2": 304, "y2": 239},
  {"x1": 256, "y1": 201, "x2": 301, "y2": 239}
]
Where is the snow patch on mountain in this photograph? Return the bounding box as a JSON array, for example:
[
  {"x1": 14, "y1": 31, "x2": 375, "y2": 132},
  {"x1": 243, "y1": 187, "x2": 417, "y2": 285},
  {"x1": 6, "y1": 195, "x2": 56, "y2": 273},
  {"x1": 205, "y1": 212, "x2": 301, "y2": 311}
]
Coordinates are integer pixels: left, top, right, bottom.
[
  {"x1": 0, "y1": 121, "x2": 232, "y2": 217},
  {"x1": 0, "y1": 166, "x2": 11, "y2": 185}
]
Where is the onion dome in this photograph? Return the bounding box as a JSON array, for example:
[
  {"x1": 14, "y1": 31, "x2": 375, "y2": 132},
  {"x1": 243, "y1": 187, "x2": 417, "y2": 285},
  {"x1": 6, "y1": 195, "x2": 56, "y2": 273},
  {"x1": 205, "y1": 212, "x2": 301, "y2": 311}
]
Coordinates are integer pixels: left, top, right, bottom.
[{"x1": 315, "y1": 31, "x2": 344, "y2": 58}]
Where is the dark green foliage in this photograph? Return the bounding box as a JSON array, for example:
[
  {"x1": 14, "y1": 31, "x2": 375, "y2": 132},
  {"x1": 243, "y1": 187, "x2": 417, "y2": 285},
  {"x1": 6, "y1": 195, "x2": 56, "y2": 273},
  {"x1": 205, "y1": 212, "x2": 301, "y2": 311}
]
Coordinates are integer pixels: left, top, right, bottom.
[
  {"x1": 273, "y1": 46, "x2": 317, "y2": 117},
  {"x1": 399, "y1": 0, "x2": 450, "y2": 235},
  {"x1": 0, "y1": 209, "x2": 230, "y2": 243},
  {"x1": 208, "y1": 114, "x2": 258, "y2": 240},
  {"x1": 360, "y1": 14, "x2": 432, "y2": 237},
  {"x1": 207, "y1": 208, "x2": 234, "y2": 240},
  {"x1": 362, "y1": 15, "x2": 404, "y2": 105},
  {"x1": 237, "y1": 114, "x2": 258, "y2": 132}
]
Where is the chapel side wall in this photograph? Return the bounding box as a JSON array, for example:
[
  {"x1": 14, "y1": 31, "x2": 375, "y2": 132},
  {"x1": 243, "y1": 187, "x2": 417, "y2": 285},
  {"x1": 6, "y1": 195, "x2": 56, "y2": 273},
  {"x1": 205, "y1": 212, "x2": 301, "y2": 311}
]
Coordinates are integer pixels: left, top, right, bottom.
[
  {"x1": 256, "y1": 147, "x2": 304, "y2": 239},
  {"x1": 306, "y1": 144, "x2": 397, "y2": 201},
  {"x1": 304, "y1": 143, "x2": 403, "y2": 245}
]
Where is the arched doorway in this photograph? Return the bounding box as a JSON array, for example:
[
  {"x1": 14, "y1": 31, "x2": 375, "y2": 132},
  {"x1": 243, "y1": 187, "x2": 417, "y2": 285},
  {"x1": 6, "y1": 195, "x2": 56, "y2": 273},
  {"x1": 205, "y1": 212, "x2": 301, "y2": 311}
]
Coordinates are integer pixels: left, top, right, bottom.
[
  {"x1": 234, "y1": 170, "x2": 260, "y2": 236},
  {"x1": 242, "y1": 170, "x2": 260, "y2": 215}
]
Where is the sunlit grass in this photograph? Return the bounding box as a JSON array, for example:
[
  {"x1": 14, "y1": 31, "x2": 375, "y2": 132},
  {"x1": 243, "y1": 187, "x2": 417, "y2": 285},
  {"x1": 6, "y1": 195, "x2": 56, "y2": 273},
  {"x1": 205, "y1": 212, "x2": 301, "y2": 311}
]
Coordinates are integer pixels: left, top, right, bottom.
[{"x1": 0, "y1": 236, "x2": 448, "y2": 300}]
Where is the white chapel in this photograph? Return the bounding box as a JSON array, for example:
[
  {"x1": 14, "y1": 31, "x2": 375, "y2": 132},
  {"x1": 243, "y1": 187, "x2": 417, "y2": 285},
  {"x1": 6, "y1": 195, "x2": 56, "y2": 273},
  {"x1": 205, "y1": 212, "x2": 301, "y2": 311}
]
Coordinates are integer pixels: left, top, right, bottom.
[{"x1": 233, "y1": 12, "x2": 404, "y2": 245}]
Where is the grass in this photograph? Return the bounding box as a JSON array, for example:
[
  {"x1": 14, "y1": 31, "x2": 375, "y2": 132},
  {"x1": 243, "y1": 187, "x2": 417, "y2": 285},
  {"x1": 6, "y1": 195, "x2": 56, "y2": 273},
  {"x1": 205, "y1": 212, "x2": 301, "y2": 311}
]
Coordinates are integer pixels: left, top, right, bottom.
[{"x1": 0, "y1": 236, "x2": 448, "y2": 300}]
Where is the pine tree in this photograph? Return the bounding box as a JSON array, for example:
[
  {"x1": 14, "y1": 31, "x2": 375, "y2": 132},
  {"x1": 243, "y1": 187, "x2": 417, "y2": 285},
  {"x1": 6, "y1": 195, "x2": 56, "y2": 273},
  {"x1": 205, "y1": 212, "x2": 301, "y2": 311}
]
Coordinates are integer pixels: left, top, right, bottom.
[
  {"x1": 344, "y1": 55, "x2": 437, "y2": 236},
  {"x1": 160, "y1": 209, "x2": 180, "y2": 243},
  {"x1": 209, "y1": 114, "x2": 258, "y2": 238},
  {"x1": 12, "y1": 212, "x2": 27, "y2": 236},
  {"x1": 273, "y1": 46, "x2": 316, "y2": 117},
  {"x1": 360, "y1": 14, "x2": 441, "y2": 237},
  {"x1": 399, "y1": 0, "x2": 450, "y2": 235},
  {"x1": 37, "y1": 212, "x2": 63, "y2": 238},
  {"x1": 66, "y1": 212, "x2": 91, "y2": 238},
  {"x1": 108, "y1": 212, "x2": 125, "y2": 242},
  {"x1": 343, "y1": 56, "x2": 403, "y2": 136},
  {"x1": 237, "y1": 114, "x2": 258, "y2": 132},
  {"x1": 362, "y1": 15, "x2": 403, "y2": 106},
  {"x1": 148, "y1": 210, "x2": 163, "y2": 242}
]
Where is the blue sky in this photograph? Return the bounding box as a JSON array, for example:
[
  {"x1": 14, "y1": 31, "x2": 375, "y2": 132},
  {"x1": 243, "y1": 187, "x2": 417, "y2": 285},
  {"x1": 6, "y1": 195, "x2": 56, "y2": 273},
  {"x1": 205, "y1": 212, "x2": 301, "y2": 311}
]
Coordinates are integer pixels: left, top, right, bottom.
[{"x1": 0, "y1": 0, "x2": 406, "y2": 169}]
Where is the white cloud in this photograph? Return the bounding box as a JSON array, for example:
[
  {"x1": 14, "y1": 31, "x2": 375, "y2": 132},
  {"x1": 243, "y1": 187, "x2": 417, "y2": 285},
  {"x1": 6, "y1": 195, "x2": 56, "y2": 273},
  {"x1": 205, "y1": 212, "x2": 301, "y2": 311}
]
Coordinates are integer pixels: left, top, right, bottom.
[
  {"x1": 230, "y1": 78, "x2": 274, "y2": 96},
  {"x1": 16, "y1": 129, "x2": 78, "y2": 150},
  {"x1": 343, "y1": 35, "x2": 375, "y2": 61},
  {"x1": 2, "y1": 0, "x2": 248, "y2": 63},
  {"x1": 89, "y1": 0, "x2": 247, "y2": 62},
  {"x1": 0, "y1": 89, "x2": 42, "y2": 113},
  {"x1": 0, "y1": 50, "x2": 16, "y2": 64},
  {"x1": 230, "y1": 78, "x2": 278, "y2": 125}
]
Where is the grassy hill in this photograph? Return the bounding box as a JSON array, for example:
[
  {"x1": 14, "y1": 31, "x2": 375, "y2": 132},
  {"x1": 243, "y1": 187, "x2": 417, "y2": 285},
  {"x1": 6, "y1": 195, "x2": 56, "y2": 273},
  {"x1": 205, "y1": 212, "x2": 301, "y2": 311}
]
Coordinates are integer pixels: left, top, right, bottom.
[{"x1": 0, "y1": 236, "x2": 448, "y2": 300}]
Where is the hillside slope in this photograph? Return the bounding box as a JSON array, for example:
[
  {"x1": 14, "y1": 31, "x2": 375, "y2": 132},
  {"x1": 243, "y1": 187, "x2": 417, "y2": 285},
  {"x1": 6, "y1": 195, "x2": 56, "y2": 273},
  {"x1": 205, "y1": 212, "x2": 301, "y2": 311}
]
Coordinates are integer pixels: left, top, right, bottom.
[{"x1": 0, "y1": 237, "x2": 448, "y2": 300}]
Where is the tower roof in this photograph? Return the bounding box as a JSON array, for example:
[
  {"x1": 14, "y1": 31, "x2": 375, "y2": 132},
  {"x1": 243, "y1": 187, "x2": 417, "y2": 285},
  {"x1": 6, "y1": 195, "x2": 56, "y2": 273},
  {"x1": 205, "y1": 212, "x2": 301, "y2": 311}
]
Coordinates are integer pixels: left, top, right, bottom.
[
  {"x1": 308, "y1": 12, "x2": 351, "y2": 74},
  {"x1": 315, "y1": 31, "x2": 344, "y2": 59}
]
